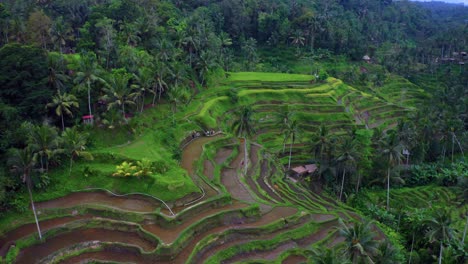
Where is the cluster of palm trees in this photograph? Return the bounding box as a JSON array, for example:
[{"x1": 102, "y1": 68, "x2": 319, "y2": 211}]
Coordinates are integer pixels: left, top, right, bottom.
[
  {"x1": 309, "y1": 123, "x2": 410, "y2": 208},
  {"x1": 7, "y1": 124, "x2": 91, "y2": 240},
  {"x1": 45, "y1": 51, "x2": 188, "y2": 129}
]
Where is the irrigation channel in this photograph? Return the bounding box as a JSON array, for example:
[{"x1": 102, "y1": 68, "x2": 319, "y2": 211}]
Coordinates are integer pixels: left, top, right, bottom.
[{"x1": 0, "y1": 135, "x2": 379, "y2": 263}]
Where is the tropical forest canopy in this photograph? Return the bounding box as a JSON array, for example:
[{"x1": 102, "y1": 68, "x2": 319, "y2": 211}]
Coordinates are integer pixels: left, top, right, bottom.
[{"x1": 0, "y1": 0, "x2": 467, "y2": 263}]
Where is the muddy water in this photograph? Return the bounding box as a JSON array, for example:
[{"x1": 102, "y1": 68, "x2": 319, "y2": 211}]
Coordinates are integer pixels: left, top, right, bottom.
[
  {"x1": 194, "y1": 207, "x2": 301, "y2": 264},
  {"x1": 245, "y1": 145, "x2": 275, "y2": 203},
  {"x1": 142, "y1": 202, "x2": 247, "y2": 244},
  {"x1": 259, "y1": 160, "x2": 284, "y2": 202},
  {"x1": 60, "y1": 249, "x2": 148, "y2": 264},
  {"x1": 0, "y1": 215, "x2": 90, "y2": 257},
  {"x1": 181, "y1": 136, "x2": 222, "y2": 197},
  {"x1": 36, "y1": 191, "x2": 159, "y2": 213},
  {"x1": 221, "y1": 140, "x2": 258, "y2": 204},
  {"x1": 15, "y1": 228, "x2": 158, "y2": 264}
]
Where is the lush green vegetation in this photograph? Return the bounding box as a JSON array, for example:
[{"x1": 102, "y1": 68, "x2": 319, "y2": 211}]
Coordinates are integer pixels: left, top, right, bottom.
[{"x1": 0, "y1": 0, "x2": 466, "y2": 263}]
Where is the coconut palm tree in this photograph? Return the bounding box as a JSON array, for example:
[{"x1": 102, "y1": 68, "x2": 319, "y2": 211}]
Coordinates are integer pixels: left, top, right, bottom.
[
  {"x1": 232, "y1": 106, "x2": 256, "y2": 174},
  {"x1": 284, "y1": 119, "x2": 300, "y2": 170},
  {"x1": 46, "y1": 92, "x2": 79, "y2": 131},
  {"x1": 374, "y1": 241, "x2": 400, "y2": 264},
  {"x1": 339, "y1": 218, "x2": 379, "y2": 264},
  {"x1": 275, "y1": 106, "x2": 295, "y2": 153},
  {"x1": 8, "y1": 147, "x2": 42, "y2": 240},
  {"x1": 101, "y1": 71, "x2": 137, "y2": 119},
  {"x1": 379, "y1": 131, "x2": 404, "y2": 211},
  {"x1": 425, "y1": 208, "x2": 456, "y2": 264},
  {"x1": 335, "y1": 136, "x2": 359, "y2": 201},
  {"x1": 232, "y1": 106, "x2": 256, "y2": 139},
  {"x1": 28, "y1": 124, "x2": 60, "y2": 173},
  {"x1": 74, "y1": 52, "x2": 106, "y2": 124},
  {"x1": 61, "y1": 127, "x2": 93, "y2": 175},
  {"x1": 311, "y1": 123, "x2": 334, "y2": 162},
  {"x1": 134, "y1": 67, "x2": 155, "y2": 112},
  {"x1": 311, "y1": 247, "x2": 351, "y2": 264},
  {"x1": 166, "y1": 85, "x2": 189, "y2": 113}
]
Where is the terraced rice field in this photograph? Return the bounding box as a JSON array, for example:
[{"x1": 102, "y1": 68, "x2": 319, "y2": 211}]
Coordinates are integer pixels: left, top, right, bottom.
[{"x1": 0, "y1": 72, "x2": 420, "y2": 263}]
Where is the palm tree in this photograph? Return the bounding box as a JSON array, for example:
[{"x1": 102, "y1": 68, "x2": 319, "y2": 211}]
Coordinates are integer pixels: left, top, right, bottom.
[
  {"x1": 47, "y1": 92, "x2": 79, "y2": 131},
  {"x1": 232, "y1": 106, "x2": 256, "y2": 139},
  {"x1": 47, "y1": 54, "x2": 69, "y2": 93},
  {"x1": 232, "y1": 106, "x2": 256, "y2": 174},
  {"x1": 166, "y1": 85, "x2": 189, "y2": 113},
  {"x1": 338, "y1": 218, "x2": 379, "y2": 264},
  {"x1": 8, "y1": 147, "x2": 42, "y2": 240},
  {"x1": 425, "y1": 208, "x2": 455, "y2": 264},
  {"x1": 379, "y1": 131, "x2": 404, "y2": 211},
  {"x1": 335, "y1": 137, "x2": 359, "y2": 201},
  {"x1": 311, "y1": 123, "x2": 334, "y2": 162},
  {"x1": 275, "y1": 106, "x2": 295, "y2": 153},
  {"x1": 290, "y1": 30, "x2": 305, "y2": 52},
  {"x1": 101, "y1": 71, "x2": 137, "y2": 119},
  {"x1": 28, "y1": 124, "x2": 59, "y2": 173},
  {"x1": 311, "y1": 247, "x2": 351, "y2": 264},
  {"x1": 61, "y1": 127, "x2": 93, "y2": 175},
  {"x1": 134, "y1": 67, "x2": 155, "y2": 112},
  {"x1": 153, "y1": 60, "x2": 170, "y2": 104},
  {"x1": 196, "y1": 50, "x2": 218, "y2": 86},
  {"x1": 74, "y1": 52, "x2": 106, "y2": 124},
  {"x1": 374, "y1": 241, "x2": 400, "y2": 264},
  {"x1": 284, "y1": 119, "x2": 300, "y2": 170}
]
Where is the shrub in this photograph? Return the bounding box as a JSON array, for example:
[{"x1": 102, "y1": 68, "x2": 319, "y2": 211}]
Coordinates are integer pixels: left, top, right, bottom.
[{"x1": 112, "y1": 161, "x2": 138, "y2": 177}]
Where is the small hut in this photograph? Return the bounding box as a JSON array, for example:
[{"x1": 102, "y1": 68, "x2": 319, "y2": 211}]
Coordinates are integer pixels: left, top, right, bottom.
[
  {"x1": 82, "y1": 115, "x2": 94, "y2": 125},
  {"x1": 362, "y1": 55, "x2": 371, "y2": 63},
  {"x1": 290, "y1": 164, "x2": 318, "y2": 178}
]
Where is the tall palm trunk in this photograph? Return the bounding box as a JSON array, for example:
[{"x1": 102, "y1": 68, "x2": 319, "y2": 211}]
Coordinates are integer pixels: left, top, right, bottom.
[
  {"x1": 438, "y1": 242, "x2": 443, "y2": 264},
  {"x1": 244, "y1": 138, "x2": 248, "y2": 175},
  {"x1": 288, "y1": 139, "x2": 293, "y2": 170},
  {"x1": 340, "y1": 169, "x2": 346, "y2": 201},
  {"x1": 462, "y1": 214, "x2": 467, "y2": 244},
  {"x1": 61, "y1": 113, "x2": 65, "y2": 131},
  {"x1": 69, "y1": 156, "x2": 73, "y2": 176},
  {"x1": 387, "y1": 167, "x2": 390, "y2": 211},
  {"x1": 340, "y1": 169, "x2": 346, "y2": 200},
  {"x1": 356, "y1": 172, "x2": 361, "y2": 193},
  {"x1": 27, "y1": 177, "x2": 42, "y2": 240},
  {"x1": 409, "y1": 232, "x2": 415, "y2": 263},
  {"x1": 87, "y1": 81, "x2": 93, "y2": 124},
  {"x1": 451, "y1": 133, "x2": 454, "y2": 163}
]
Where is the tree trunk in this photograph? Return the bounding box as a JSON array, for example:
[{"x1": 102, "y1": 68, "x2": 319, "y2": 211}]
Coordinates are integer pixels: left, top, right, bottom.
[
  {"x1": 451, "y1": 133, "x2": 455, "y2": 163},
  {"x1": 387, "y1": 167, "x2": 390, "y2": 211},
  {"x1": 409, "y1": 232, "x2": 415, "y2": 263},
  {"x1": 61, "y1": 113, "x2": 65, "y2": 131},
  {"x1": 152, "y1": 88, "x2": 157, "y2": 106},
  {"x1": 87, "y1": 81, "x2": 93, "y2": 124},
  {"x1": 356, "y1": 171, "x2": 361, "y2": 193},
  {"x1": 340, "y1": 169, "x2": 346, "y2": 200},
  {"x1": 69, "y1": 156, "x2": 73, "y2": 176},
  {"x1": 141, "y1": 94, "x2": 145, "y2": 113},
  {"x1": 122, "y1": 103, "x2": 126, "y2": 119},
  {"x1": 462, "y1": 214, "x2": 467, "y2": 244},
  {"x1": 27, "y1": 178, "x2": 42, "y2": 240},
  {"x1": 288, "y1": 140, "x2": 293, "y2": 170},
  {"x1": 244, "y1": 138, "x2": 248, "y2": 175},
  {"x1": 438, "y1": 242, "x2": 443, "y2": 264}
]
